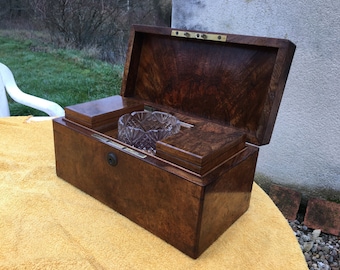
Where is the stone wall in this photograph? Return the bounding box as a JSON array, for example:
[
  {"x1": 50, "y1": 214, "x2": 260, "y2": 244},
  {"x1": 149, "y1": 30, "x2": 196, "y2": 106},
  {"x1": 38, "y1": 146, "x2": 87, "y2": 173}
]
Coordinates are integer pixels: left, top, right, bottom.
[{"x1": 172, "y1": 0, "x2": 340, "y2": 202}]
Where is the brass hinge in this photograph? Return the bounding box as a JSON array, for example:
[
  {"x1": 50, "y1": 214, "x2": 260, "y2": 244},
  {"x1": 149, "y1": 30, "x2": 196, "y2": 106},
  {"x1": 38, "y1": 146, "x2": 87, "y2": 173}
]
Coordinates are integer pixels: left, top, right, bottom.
[{"x1": 171, "y1": 30, "x2": 227, "y2": 42}]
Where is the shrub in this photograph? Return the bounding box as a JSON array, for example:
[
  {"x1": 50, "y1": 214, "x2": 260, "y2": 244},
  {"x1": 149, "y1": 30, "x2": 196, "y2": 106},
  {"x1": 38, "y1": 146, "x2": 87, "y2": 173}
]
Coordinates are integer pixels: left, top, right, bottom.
[{"x1": 29, "y1": 0, "x2": 171, "y2": 64}]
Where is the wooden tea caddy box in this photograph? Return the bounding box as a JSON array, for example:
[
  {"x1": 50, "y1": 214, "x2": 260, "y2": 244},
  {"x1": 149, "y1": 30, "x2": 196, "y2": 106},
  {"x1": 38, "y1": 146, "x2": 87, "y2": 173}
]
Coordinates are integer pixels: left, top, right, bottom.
[{"x1": 53, "y1": 25, "x2": 295, "y2": 259}]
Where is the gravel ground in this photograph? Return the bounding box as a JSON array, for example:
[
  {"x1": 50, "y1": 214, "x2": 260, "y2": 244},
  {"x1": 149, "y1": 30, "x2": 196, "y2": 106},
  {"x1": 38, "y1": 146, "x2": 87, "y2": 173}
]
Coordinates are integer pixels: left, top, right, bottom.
[{"x1": 289, "y1": 219, "x2": 339, "y2": 270}]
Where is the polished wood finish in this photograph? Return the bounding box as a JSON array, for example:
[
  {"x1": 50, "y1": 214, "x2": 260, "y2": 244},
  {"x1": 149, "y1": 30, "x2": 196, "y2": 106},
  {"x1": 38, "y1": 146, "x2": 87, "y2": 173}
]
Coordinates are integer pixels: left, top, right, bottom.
[
  {"x1": 53, "y1": 117, "x2": 258, "y2": 258},
  {"x1": 156, "y1": 122, "x2": 246, "y2": 175},
  {"x1": 122, "y1": 25, "x2": 296, "y2": 145},
  {"x1": 53, "y1": 25, "x2": 295, "y2": 258},
  {"x1": 65, "y1": 96, "x2": 144, "y2": 131}
]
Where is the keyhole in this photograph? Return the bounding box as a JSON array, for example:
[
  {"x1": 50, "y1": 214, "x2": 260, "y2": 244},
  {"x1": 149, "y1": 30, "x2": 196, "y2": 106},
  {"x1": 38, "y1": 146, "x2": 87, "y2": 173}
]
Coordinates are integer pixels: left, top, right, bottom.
[{"x1": 107, "y1": 152, "x2": 118, "y2": 166}]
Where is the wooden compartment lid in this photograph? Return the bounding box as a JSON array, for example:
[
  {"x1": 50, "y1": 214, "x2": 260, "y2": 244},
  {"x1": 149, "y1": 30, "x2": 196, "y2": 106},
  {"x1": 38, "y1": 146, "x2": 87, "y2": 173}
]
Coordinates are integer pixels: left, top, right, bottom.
[
  {"x1": 156, "y1": 122, "x2": 246, "y2": 175},
  {"x1": 64, "y1": 96, "x2": 144, "y2": 130},
  {"x1": 121, "y1": 25, "x2": 296, "y2": 146}
]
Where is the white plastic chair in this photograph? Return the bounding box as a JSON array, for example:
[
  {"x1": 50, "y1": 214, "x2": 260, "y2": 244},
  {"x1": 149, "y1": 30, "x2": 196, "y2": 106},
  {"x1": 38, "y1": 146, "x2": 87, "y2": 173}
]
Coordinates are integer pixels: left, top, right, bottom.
[{"x1": 0, "y1": 62, "x2": 65, "y2": 117}]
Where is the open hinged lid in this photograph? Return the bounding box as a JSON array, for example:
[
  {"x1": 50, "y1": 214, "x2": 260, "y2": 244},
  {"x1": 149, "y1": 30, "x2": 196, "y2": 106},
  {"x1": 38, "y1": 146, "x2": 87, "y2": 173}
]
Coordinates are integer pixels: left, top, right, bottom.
[{"x1": 121, "y1": 25, "x2": 296, "y2": 146}]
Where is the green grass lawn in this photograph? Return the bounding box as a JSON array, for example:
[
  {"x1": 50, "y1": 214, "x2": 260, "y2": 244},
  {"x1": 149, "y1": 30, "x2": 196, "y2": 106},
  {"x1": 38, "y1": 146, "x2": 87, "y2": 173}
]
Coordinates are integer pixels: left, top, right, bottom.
[{"x1": 0, "y1": 34, "x2": 123, "y2": 116}]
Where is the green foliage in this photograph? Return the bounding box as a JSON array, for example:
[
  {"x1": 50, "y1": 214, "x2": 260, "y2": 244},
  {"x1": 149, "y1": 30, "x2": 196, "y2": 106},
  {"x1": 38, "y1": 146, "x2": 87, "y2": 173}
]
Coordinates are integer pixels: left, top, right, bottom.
[{"x1": 0, "y1": 35, "x2": 122, "y2": 116}]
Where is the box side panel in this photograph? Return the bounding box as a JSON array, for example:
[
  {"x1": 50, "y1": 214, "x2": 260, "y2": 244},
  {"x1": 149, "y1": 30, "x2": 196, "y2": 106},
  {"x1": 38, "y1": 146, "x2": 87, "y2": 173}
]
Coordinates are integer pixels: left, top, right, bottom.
[
  {"x1": 198, "y1": 146, "x2": 258, "y2": 256},
  {"x1": 53, "y1": 118, "x2": 203, "y2": 258}
]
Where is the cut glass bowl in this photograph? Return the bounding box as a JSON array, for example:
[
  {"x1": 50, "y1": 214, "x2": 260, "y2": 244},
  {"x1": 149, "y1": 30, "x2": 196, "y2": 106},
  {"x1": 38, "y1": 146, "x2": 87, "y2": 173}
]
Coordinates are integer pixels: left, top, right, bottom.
[{"x1": 118, "y1": 111, "x2": 180, "y2": 154}]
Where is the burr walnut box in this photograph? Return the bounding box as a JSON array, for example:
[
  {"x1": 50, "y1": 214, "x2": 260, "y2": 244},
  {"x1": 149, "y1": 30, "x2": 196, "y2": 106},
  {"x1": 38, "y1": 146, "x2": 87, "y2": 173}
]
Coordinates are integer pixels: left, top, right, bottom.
[{"x1": 53, "y1": 25, "x2": 295, "y2": 258}]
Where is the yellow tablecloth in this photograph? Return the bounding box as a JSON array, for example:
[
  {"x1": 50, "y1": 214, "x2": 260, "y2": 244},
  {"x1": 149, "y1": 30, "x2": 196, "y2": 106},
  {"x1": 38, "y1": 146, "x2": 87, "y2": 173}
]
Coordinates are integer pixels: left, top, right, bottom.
[{"x1": 0, "y1": 116, "x2": 307, "y2": 270}]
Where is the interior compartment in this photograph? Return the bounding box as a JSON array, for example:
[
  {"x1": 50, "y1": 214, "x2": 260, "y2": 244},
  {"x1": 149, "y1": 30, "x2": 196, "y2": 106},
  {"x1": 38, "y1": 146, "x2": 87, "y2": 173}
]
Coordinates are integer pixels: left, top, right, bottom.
[{"x1": 64, "y1": 95, "x2": 246, "y2": 176}]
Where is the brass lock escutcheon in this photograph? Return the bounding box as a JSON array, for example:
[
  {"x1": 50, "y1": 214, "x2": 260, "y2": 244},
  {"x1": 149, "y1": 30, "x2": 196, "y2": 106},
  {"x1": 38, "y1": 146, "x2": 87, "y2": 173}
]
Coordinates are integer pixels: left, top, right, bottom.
[{"x1": 107, "y1": 152, "x2": 118, "y2": 166}]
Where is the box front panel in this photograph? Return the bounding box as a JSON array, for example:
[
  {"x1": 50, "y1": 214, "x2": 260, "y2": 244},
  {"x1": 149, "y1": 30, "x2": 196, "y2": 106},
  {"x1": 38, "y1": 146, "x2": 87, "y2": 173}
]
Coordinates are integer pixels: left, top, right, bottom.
[{"x1": 53, "y1": 118, "x2": 203, "y2": 257}]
